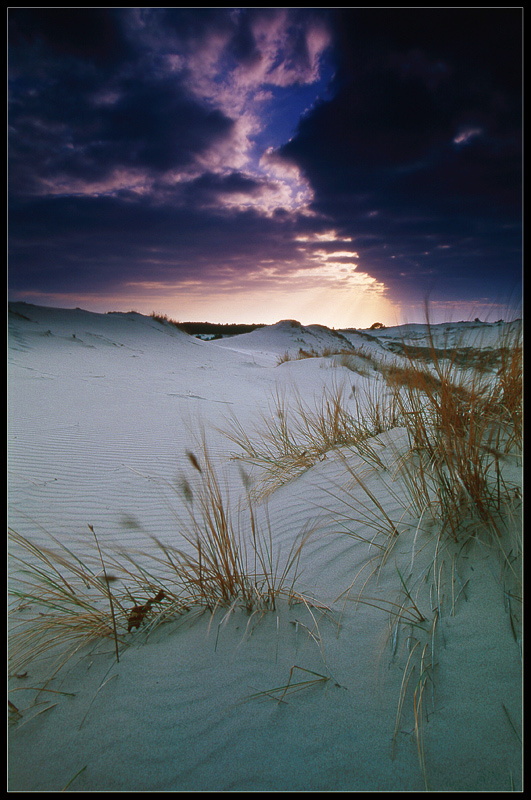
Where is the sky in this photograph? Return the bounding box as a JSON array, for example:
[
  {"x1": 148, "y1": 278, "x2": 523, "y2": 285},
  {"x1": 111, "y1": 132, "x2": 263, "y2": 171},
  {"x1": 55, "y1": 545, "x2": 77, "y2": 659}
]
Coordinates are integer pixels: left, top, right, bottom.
[{"x1": 8, "y1": 8, "x2": 522, "y2": 328}]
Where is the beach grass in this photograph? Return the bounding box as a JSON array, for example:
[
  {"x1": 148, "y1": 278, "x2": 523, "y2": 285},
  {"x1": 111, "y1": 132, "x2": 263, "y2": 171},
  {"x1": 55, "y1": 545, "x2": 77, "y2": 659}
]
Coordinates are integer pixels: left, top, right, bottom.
[
  {"x1": 224, "y1": 315, "x2": 522, "y2": 786},
  {"x1": 341, "y1": 319, "x2": 521, "y2": 784},
  {"x1": 275, "y1": 343, "x2": 378, "y2": 372},
  {"x1": 244, "y1": 665, "x2": 334, "y2": 705},
  {"x1": 132, "y1": 442, "x2": 315, "y2": 616},
  {"x1": 230, "y1": 315, "x2": 522, "y2": 546},
  {"x1": 8, "y1": 440, "x2": 317, "y2": 678},
  {"x1": 385, "y1": 320, "x2": 522, "y2": 540},
  {"x1": 223, "y1": 377, "x2": 400, "y2": 498}
]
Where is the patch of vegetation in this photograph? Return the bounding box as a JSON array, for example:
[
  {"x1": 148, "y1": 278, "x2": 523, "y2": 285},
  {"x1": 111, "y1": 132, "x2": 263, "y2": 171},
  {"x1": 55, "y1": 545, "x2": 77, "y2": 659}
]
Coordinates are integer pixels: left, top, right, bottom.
[
  {"x1": 8, "y1": 442, "x2": 319, "y2": 679},
  {"x1": 150, "y1": 312, "x2": 266, "y2": 337}
]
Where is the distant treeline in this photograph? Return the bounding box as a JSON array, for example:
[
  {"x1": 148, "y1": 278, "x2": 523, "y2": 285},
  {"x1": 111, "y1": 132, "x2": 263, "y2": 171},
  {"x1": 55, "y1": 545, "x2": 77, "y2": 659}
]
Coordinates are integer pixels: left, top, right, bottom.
[
  {"x1": 151, "y1": 313, "x2": 266, "y2": 337},
  {"x1": 178, "y1": 321, "x2": 266, "y2": 337}
]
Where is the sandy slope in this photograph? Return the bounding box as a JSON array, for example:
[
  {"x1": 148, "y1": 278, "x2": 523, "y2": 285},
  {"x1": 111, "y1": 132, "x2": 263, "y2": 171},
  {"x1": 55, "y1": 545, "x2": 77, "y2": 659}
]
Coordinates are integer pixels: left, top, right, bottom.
[{"x1": 8, "y1": 303, "x2": 522, "y2": 791}]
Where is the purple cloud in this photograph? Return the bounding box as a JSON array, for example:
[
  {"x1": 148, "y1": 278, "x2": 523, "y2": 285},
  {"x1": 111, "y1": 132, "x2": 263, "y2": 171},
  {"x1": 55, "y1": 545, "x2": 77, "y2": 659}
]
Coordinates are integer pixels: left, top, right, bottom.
[{"x1": 8, "y1": 8, "x2": 522, "y2": 324}]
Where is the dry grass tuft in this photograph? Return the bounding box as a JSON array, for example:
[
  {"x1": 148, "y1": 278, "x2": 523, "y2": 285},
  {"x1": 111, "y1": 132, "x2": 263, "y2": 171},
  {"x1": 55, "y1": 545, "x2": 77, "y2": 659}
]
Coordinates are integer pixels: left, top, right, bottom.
[
  {"x1": 256, "y1": 314, "x2": 522, "y2": 786},
  {"x1": 276, "y1": 344, "x2": 378, "y2": 371},
  {"x1": 223, "y1": 379, "x2": 400, "y2": 498},
  {"x1": 383, "y1": 319, "x2": 522, "y2": 541},
  {"x1": 8, "y1": 440, "x2": 317, "y2": 678},
  {"x1": 141, "y1": 441, "x2": 314, "y2": 615},
  {"x1": 329, "y1": 316, "x2": 522, "y2": 787}
]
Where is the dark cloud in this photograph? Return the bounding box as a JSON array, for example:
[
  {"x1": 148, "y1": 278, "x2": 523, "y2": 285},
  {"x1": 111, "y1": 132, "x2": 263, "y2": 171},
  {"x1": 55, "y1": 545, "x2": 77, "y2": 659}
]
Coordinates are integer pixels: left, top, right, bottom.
[
  {"x1": 282, "y1": 8, "x2": 521, "y2": 192},
  {"x1": 277, "y1": 8, "x2": 522, "y2": 298},
  {"x1": 8, "y1": 8, "x2": 132, "y2": 67},
  {"x1": 98, "y1": 77, "x2": 233, "y2": 174},
  {"x1": 8, "y1": 10, "x2": 235, "y2": 193},
  {"x1": 175, "y1": 171, "x2": 278, "y2": 208},
  {"x1": 8, "y1": 8, "x2": 522, "y2": 318},
  {"x1": 152, "y1": 8, "x2": 236, "y2": 42},
  {"x1": 10, "y1": 80, "x2": 234, "y2": 193},
  {"x1": 225, "y1": 13, "x2": 261, "y2": 65},
  {"x1": 8, "y1": 192, "x2": 310, "y2": 297}
]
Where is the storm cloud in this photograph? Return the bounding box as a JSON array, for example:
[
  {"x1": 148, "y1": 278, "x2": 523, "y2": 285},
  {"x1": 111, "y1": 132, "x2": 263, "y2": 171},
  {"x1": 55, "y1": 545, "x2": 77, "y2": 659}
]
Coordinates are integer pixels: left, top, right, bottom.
[{"x1": 8, "y1": 8, "x2": 522, "y2": 325}]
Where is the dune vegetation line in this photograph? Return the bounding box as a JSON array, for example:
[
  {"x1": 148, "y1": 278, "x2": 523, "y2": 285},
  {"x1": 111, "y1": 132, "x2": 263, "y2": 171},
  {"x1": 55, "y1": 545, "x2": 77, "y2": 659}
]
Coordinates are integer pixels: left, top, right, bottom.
[{"x1": 8, "y1": 319, "x2": 522, "y2": 784}]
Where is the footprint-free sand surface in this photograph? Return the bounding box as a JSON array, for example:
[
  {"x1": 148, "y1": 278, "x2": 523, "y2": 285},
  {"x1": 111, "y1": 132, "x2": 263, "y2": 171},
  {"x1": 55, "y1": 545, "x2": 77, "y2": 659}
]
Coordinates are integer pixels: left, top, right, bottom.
[{"x1": 8, "y1": 302, "x2": 522, "y2": 791}]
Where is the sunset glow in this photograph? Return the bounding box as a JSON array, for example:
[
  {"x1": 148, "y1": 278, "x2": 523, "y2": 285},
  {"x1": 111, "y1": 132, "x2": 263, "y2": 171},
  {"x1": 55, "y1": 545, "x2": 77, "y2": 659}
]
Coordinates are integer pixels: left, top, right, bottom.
[{"x1": 9, "y1": 9, "x2": 522, "y2": 326}]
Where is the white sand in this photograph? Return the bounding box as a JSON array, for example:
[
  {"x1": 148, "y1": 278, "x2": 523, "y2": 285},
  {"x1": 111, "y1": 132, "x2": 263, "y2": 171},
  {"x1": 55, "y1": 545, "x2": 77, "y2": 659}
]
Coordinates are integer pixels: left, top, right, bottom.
[{"x1": 8, "y1": 303, "x2": 522, "y2": 791}]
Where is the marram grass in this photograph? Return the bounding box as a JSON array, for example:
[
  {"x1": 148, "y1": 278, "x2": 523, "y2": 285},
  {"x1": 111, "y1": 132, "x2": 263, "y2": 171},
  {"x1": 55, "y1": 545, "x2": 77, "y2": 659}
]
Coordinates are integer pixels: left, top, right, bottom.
[
  {"x1": 223, "y1": 377, "x2": 401, "y2": 499},
  {"x1": 8, "y1": 442, "x2": 316, "y2": 678},
  {"x1": 243, "y1": 316, "x2": 522, "y2": 787},
  {"x1": 228, "y1": 318, "x2": 522, "y2": 545},
  {"x1": 336, "y1": 319, "x2": 522, "y2": 788},
  {"x1": 384, "y1": 320, "x2": 522, "y2": 540}
]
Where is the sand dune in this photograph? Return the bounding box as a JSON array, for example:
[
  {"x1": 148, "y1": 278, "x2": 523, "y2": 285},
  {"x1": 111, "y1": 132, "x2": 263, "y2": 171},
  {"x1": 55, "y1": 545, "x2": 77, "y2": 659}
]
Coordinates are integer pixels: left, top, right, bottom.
[{"x1": 8, "y1": 302, "x2": 522, "y2": 791}]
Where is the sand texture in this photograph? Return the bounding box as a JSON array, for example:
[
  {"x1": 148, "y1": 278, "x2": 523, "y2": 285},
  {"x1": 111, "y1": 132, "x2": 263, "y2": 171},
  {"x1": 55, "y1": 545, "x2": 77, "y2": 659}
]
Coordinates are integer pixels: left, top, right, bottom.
[{"x1": 8, "y1": 303, "x2": 522, "y2": 791}]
